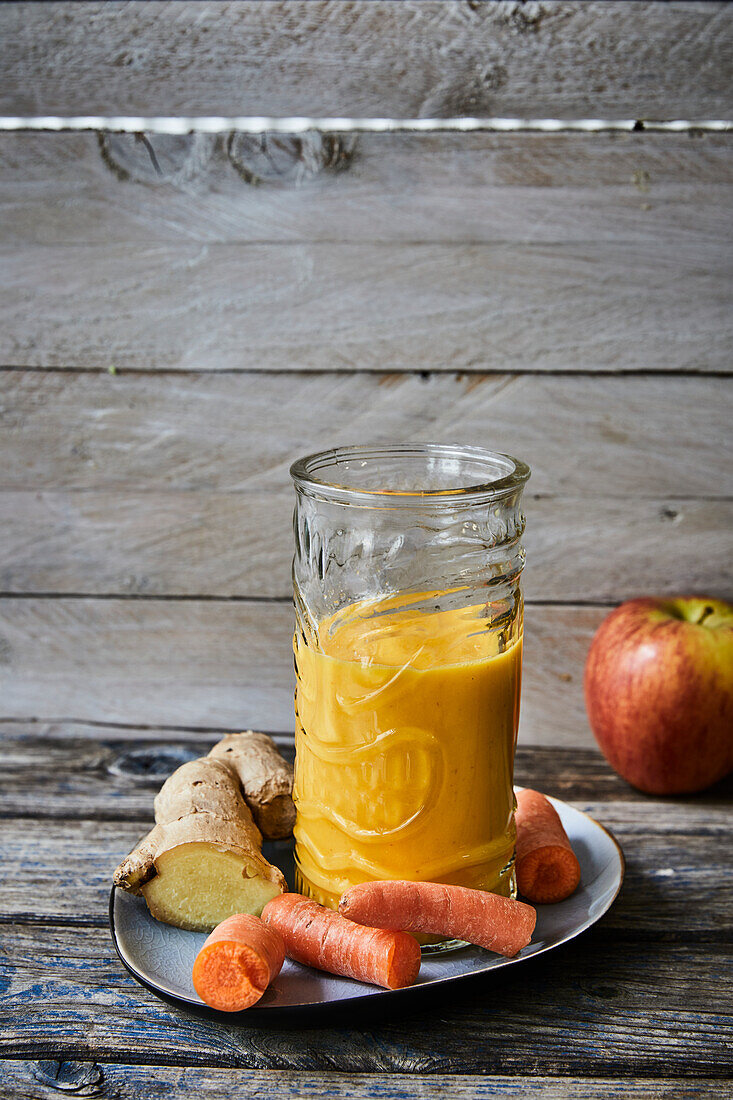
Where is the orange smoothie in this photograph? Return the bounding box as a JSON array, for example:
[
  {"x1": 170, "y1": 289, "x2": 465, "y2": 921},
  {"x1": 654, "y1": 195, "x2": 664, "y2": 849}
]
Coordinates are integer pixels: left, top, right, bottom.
[{"x1": 293, "y1": 596, "x2": 522, "y2": 911}]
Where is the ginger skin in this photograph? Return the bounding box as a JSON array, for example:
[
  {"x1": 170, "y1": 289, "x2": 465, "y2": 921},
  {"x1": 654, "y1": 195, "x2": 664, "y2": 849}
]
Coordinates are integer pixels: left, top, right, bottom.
[{"x1": 208, "y1": 731, "x2": 296, "y2": 840}]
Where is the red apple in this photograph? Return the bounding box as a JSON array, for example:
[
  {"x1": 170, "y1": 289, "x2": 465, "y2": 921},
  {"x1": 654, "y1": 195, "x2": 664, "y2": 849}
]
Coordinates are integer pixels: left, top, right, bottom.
[{"x1": 584, "y1": 596, "x2": 733, "y2": 795}]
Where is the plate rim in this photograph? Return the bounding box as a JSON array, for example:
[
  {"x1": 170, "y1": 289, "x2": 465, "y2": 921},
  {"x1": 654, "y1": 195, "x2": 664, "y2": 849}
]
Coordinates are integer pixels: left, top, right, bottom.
[{"x1": 109, "y1": 796, "x2": 625, "y2": 1018}]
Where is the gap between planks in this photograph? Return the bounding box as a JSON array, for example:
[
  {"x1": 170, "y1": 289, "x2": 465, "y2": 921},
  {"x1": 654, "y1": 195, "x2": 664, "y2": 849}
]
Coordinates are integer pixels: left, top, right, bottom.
[
  {"x1": 2, "y1": 365, "x2": 733, "y2": 378},
  {"x1": 0, "y1": 716, "x2": 289, "y2": 736}
]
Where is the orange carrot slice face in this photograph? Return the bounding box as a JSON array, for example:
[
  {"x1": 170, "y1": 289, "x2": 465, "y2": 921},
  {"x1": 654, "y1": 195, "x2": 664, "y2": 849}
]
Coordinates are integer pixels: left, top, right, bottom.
[
  {"x1": 515, "y1": 788, "x2": 582, "y2": 904},
  {"x1": 192, "y1": 912, "x2": 285, "y2": 1012}
]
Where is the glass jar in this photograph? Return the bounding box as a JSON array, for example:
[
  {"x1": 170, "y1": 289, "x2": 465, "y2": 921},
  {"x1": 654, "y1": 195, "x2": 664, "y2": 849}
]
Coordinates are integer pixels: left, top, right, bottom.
[{"x1": 290, "y1": 444, "x2": 530, "y2": 936}]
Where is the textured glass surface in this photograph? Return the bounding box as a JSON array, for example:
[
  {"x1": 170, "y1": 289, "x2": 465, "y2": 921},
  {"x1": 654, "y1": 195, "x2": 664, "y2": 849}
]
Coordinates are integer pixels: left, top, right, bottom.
[{"x1": 290, "y1": 445, "x2": 530, "y2": 931}]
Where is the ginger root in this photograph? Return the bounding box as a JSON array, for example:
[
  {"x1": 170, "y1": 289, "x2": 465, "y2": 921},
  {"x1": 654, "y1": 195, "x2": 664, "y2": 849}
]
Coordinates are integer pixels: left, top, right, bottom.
[
  {"x1": 208, "y1": 731, "x2": 295, "y2": 840},
  {"x1": 114, "y1": 756, "x2": 286, "y2": 932}
]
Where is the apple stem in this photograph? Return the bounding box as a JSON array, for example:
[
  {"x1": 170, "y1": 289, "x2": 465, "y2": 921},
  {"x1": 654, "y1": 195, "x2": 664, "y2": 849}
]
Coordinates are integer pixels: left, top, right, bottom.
[{"x1": 695, "y1": 605, "x2": 715, "y2": 626}]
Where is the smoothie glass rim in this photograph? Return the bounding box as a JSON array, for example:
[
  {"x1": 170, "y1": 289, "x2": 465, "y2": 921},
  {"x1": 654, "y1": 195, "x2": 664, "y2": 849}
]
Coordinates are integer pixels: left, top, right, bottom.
[{"x1": 290, "y1": 443, "x2": 530, "y2": 506}]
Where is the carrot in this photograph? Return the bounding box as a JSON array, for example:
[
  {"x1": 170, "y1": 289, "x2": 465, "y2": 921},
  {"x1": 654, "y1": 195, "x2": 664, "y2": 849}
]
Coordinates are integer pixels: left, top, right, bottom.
[
  {"x1": 261, "y1": 893, "x2": 421, "y2": 989},
  {"x1": 338, "y1": 881, "x2": 536, "y2": 957},
  {"x1": 192, "y1": 912, "x2": 285, "y2": 1012},
  {"x1": 515, "y1": 788, "x2": 582, "y2": 904}
]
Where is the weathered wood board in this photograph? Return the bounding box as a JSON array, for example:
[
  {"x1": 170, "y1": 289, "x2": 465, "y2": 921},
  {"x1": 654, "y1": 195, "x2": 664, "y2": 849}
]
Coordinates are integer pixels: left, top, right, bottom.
[
  {"x1": 2, "y1": 132, "x2": 732, "y2": 248},
  {"x1": 2, "y1": 489, "x2": 730, "y2": 601},
  {"x1": 2, "y1": 822, "x2": 726, "y2": 932},
  {"x1": 2, "y1": 725, "x2": 730, "y2": 818},
  {"x1": 3, "y1": 372, "x2": 731, "y2": 497},
  {"x1": 2, "y1": 2, "x2": 731, "y2": 1092},
  {"x1": 2, "y1": 370, "x2": 731, "y2": 600},
  {"x1": 1, "y1": 916, "x2": 730, "y2": 1072},
  {"x1": 3, "y1": 238, "x2": 731, "y2": 372},
  {"x1": 0, "y1": 1063, "x2": 726, "y2": 1100},
  {"x1": 2, "y1": 2, "x2": 731, "y2": 118},
  {"x1": 3, "y1": 128, "x2": 732, "y2": 373},
  {"x1": 0, "y1": 599, "x2": 604, "y2": 740}
]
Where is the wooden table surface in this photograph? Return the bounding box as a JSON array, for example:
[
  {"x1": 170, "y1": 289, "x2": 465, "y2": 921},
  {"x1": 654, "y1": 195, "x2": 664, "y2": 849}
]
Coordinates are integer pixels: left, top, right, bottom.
[
  {"x1": 2, "y1": 723, "x2": 731, "y2": 1098},
  {"x1": 2, "y1": 1, "x2": 732, "y2": 1096}
]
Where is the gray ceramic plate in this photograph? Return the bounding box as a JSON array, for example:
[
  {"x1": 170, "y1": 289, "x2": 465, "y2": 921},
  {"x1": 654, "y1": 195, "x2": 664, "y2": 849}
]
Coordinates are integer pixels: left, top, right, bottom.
[{"x1": 110, "y1": 794, "x2": 624, "y2": 1016}]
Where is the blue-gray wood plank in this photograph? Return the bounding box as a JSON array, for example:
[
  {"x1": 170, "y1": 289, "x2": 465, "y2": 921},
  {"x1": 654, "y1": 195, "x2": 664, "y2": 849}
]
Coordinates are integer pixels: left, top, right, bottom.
[{"x1": 0, "y1": 1063, "x2": 727, "y2": 1100}]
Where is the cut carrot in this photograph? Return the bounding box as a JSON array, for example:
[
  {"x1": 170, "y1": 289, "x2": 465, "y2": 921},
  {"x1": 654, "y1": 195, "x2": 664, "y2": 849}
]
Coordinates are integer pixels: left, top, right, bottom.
[
  {"x1": 339, "y1": 881, "x2": 536, "y2": 957},
  {"x1": 261, "y1": 893, "x2": 421, "y2": 989},
  {"x1": 515, "y1": 788, "x2": 582, "y2": 904},
  {"x1": 192, "y1": 912, "x2": 285, "y2": 1012}
]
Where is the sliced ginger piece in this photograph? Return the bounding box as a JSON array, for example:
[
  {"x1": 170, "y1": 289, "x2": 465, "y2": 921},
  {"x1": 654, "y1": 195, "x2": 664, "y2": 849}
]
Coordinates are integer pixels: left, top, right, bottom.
[
  {"x1": 114, "y1": 756, "x2": 286, "y2": 931},
  {"x1": 142, "y1": 842, "x2": 284, "y2": 932}
]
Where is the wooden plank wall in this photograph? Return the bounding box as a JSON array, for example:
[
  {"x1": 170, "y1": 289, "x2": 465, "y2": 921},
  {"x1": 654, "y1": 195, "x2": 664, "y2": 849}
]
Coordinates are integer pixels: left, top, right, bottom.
[
  {"x1": 0, "y1": 0, "x2": 731, "y2": 749},
  {"x1": 2, "y1": 1, "x2": 731, "y2": 116}
]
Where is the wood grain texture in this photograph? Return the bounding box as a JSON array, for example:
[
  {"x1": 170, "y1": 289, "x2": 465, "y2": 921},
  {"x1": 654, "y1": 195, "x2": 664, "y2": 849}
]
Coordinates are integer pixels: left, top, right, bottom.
[
  {"x1": 1, "y1": 919, "x2": 730, "y2": 1072},
  {"x1": 3, "y1": 372, "x2": 731, "y2": 498},
  {"x1": 0, "y1": 1064, "x2": 726, "y2": 1100},
  {"x1": 2, "y1": 805, "x2": 728, "y2": 934},
  {"x1": 1, "y1": 730, "x2": 729, "y2": 938},
  {"x1": 2, "y1": 489, "x2": 730, "y2": 601},
  {"x1": 2, "y1": 726, "x2": 730, "y2": 1079},
  {"x1": 0, "y1": 599, "x2": 605, "y2": 741},
  {"x1": 3, "y1": 728, "x2": 730, "y2": 819},
  {"x1": 2, "y1": 1, "x2": 731, "y2": 117},
  {"x1": 2, "y1": 1, "x2": 731, "y2": 1084},
  {"x1": 3, "y1": 239, "x2": 731, "y2": 372},
  {"x1": 6, "y1": 802, "x2": 729, "y2": 932},
  {"x1": 3, "y1": 132, "x2": 732, "y2": 247}
]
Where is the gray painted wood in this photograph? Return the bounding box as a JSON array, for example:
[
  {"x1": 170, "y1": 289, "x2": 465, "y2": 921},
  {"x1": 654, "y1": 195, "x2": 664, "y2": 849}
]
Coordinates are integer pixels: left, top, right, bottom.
[
  {"x1": 2, "y1": 489, "x2": 730, "y2": 601},
  {"x1": 2, "y1": 1, "x2": 730, "y2": 1086},
  {"x1": 3, "y1": 372, "x2": 731, "y2": 498},
  {"x1": 2, "y1": 2, "x2": 731, "y2": 118},
  {"x1": 3, "y1": 238, "x2": 731, "y2": 372},
  {"x1": 0, "y1": 1063, "x2": 726, "y2": 1100},
  {"x1": 3, "y1": 727, "x2": 730, "y2": 819},
  {"x1": 0, "y1": 718, "x2": 273, "y2": 742},
  {"x1": 3, "y1": 132, "x2": 732, "y2": 247},
  {"x1": 0, "y1": 599, "x2": 608, "y2": 742},
  {"x1": 1, "y1": 918, "x2": 730, "y2": 1072},
  {"x1": 2, "y1": 726, "x2": 730, "y2": 1077}
]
